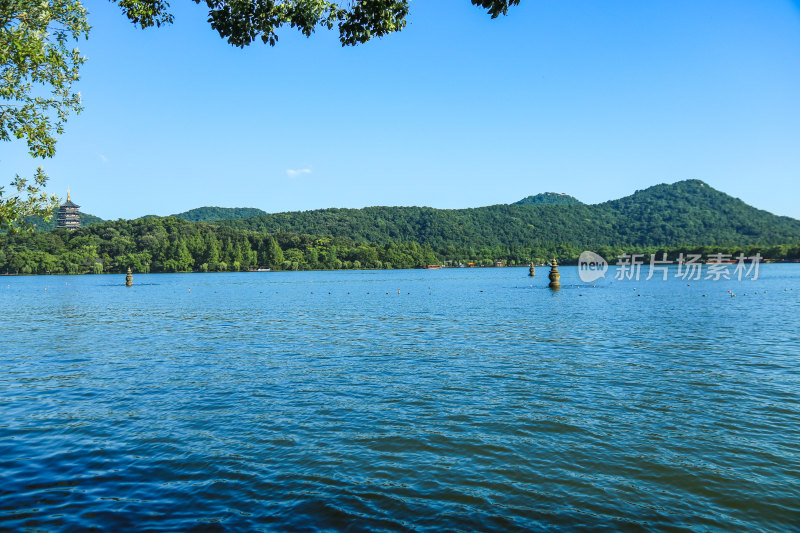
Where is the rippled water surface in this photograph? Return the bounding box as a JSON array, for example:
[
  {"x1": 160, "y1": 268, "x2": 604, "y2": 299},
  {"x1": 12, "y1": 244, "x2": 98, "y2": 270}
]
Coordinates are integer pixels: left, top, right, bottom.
[{"x1": 2, "y1": 266, "x2": 800, "y2": 531}]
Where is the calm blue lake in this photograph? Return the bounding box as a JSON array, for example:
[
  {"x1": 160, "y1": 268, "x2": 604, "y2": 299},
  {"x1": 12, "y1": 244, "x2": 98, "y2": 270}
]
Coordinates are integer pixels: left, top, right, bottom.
[{"x1": 2, "y1": 266, "x2": 799, "y2": 531}]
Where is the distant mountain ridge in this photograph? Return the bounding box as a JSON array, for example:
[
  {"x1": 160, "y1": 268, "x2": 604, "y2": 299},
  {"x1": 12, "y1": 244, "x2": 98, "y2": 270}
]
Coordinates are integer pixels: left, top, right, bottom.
[
  {"x1": 216, "y1": 180, "x2": 800, "y2": 247},
  {"x1": 171, "y1": 206, "x2": 267, "y2": 222},
  {"x1": 8, "y1": 180, "x2": 800, "y2": 276},
  {"x1": 514, "y1": 192, "x2": 583, "y2": 206},
  {"x1": 22, "y1": 181, "x2": 800, "y2": 249}
]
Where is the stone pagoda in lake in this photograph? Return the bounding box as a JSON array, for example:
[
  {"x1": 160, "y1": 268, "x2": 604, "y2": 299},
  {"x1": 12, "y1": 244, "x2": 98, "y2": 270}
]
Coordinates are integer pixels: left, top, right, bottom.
[{"x1": 56, "y1": 188, "x2": 81, "y2": 230}]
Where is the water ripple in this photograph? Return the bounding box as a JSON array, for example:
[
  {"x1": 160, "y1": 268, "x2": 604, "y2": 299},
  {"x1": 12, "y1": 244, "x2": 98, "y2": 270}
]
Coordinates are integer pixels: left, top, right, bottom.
[{"x1": 2, "y1": 267, "x2": 800, "y2": 530}]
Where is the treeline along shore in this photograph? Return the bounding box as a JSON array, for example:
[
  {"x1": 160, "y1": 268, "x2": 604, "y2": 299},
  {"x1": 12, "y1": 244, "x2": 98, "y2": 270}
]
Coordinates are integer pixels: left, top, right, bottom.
[
  {"x1": 1, "y1": 216, "x2": 799, "y2": 276},
  {"x1": 4, "y1": 180, "x2": 800, "y2": 275}
]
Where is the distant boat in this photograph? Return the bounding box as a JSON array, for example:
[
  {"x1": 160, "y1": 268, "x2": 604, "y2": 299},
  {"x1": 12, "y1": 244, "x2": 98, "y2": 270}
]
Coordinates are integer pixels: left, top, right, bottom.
[{"x1": 425, "y1": 265, "x2": 442, "y2": 269}]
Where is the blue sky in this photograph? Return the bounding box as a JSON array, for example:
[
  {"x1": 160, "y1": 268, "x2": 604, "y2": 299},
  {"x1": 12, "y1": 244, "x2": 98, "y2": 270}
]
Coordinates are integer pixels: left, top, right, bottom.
[{"x1": 3, "y1": 0, "x2": 800, "y2": 220}]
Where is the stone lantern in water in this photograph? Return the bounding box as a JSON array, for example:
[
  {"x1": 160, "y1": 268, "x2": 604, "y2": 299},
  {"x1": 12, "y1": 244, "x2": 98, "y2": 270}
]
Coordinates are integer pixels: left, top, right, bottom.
[
  {"x1": 125, "y1": 267, "x2": 133, "y2": 287},
  {"x1": 528, "y1": 262, "x2": 535, "y2": 277},
  {"x1": 548, "y1": 258, "x2": 561, "y2": 289}
]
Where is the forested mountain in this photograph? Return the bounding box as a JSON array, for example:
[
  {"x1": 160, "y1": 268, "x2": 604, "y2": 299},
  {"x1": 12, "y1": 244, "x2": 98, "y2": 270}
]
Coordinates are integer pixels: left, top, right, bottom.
[
  {"x1": 3, "y1": 214, "x2": 797, "y2": 276},
  {"x1": 596, "y1": 180, "x2": 800, "y2": 245},
  {"x1": 171, "y1": 206, "x2": 267, "y2": 222},
  {"x1": 4, "y1": 180, "x2": 800, "y2": 275},
  {"x1": 514, "y1": 192, "x2": 583, "y2": 206},
  {"x1": 219, "y1": 180, "x2": 800, "y2": 248}
]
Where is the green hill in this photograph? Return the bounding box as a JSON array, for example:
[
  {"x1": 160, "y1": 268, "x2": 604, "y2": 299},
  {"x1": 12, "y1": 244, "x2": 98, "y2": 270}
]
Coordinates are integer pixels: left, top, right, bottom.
[
  {"x1": 596, "y1": 179, "x2": 800, "y2": 245},
  {"x1": 218, "y1": 180, "x2": 800, "y2": 247},
  {"x1": 514, "y1": 192, "x2": 583, "y2": 206},
  {"x1": 171, "y1": 206, "x2": 267, "y2": 222},
  {"x1": 4, "y1": 180, "x2": 800, "y2": 275}
]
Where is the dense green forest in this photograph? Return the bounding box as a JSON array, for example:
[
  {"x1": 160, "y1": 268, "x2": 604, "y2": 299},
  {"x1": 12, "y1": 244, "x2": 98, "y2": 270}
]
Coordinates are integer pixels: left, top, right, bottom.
[
  {"x1": 3, "y1": 180, "x2": 799, "y2": 275},
  {"x1": 170, "y1": 206, "x2": 268, "y2": 222},
  {"x1": 0, "y1": 217, "x2": 441, "y2": 274},
  {"x1": 1, "y1": 215, "x2": 799, "y2": 275},
  {"x1": 22, "y1": 205, "x2": 266, "y2": 232},
  {"x1": 218, "y1": 181, "x2": 800, "y2": 248},
  {"x1": 22, "y1": 180, "x2": 800, "y2": 248},
  {"x1": 514, "y1": 192, "x2": 583, "y2": 206}
]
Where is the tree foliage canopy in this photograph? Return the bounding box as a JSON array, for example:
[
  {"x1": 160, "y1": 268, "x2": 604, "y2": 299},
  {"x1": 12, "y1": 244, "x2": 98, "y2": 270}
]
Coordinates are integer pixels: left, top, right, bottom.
[
  {"x1": 0, "y1": 167, "x2": 58, "y2": 232},
  {"x1": 217, "y1": 180, "x2": 800, "y2": 248},
  {"x1": 113, "y1": 0, "x2": 521, "y2": 47},
  {"x1": 1, "y1": 0, "x2": 89, "y2": 157},
  {"x1": 0, "y1": 0, "x2": 89, "y2": 230},
  {"x1": 0, "y1": 216, "x2": 443, "y2": 274},
  {"x1": 3, "y1": 212, "x2": 798, "y2": 276},
  {"x1": 170, "y1": 206, "x2": 267, "y2": 222}
]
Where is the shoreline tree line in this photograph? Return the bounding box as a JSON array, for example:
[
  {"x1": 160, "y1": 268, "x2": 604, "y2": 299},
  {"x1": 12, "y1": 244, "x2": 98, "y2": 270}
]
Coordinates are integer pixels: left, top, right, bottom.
[{"x1": 1, "y1": 216, "x2": 799, "y2": 276}]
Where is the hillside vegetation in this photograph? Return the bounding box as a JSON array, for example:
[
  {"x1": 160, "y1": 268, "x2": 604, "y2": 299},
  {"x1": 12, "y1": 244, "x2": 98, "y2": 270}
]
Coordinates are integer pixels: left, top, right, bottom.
[
  {"x1": 0, "y1": 217, "x2": 440, "y2": 274},
  {"x1": 514, "y1": 192, "x2": 583, "y2": 206},
  {"x1": 2, "y1": 214, "x2": 798, "y2": 275},
  {"x1": 219, "y1": 180, "x2": 800, "y2": 248},
  {"x1": 171, "y1": 206, "x2": 267, "y2": 222},
  {"x1": 4, "y1": 180, "x2": 799, "y2": 274}
]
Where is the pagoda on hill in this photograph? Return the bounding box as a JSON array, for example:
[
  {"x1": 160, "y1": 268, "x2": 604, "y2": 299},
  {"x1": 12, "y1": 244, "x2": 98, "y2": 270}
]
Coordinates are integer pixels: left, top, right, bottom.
[{"x1": 56, "y1": 188, "x2": 81, "y2": 230}]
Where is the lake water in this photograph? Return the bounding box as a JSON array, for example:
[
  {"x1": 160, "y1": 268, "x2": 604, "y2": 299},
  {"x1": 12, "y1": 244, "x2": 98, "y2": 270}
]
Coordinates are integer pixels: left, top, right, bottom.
[{"x1": 2, "y1": 266, "x2": 799, "y2": 531}]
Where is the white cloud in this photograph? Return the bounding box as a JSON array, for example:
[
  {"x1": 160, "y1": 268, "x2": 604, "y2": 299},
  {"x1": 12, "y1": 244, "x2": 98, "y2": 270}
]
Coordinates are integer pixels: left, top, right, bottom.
[
  {"x1": 286, "y1": 168, "x2": 312, "y2": 178},
  {"x1": 97, "y1": 153, "x2": 108, "y2": 163}
]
